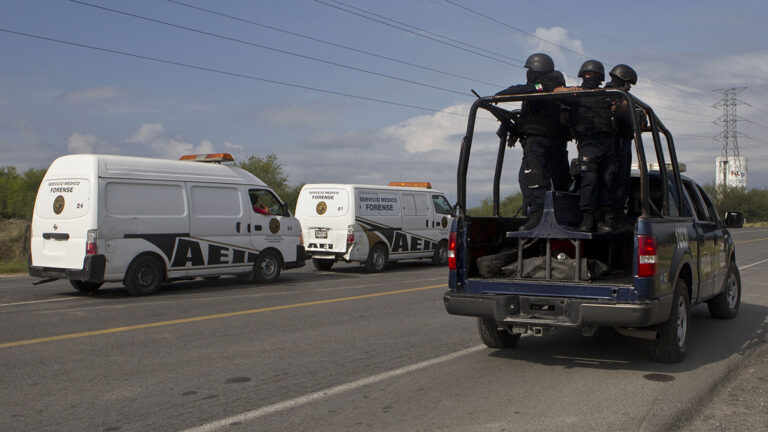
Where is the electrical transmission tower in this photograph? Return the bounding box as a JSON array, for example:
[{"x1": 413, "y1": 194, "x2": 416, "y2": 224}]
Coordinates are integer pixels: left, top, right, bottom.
[{"x1": 713, "y1": 87, "x2": 749, "y2": 188}]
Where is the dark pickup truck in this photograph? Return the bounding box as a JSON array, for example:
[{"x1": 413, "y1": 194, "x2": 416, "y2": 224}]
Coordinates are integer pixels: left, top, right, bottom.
[{"x1": 443, "y1": 90, "x2": 741, "y2": 363}]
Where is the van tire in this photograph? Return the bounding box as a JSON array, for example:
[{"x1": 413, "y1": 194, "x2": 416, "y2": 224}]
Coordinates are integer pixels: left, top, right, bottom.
[
  {"x1": 124, "y1": 255, "x2": 164, "y2": 296},
  {"x1": 70, "y1": 280, "x2": 102, "y2": 294},
  {"x1": 254, "y1": 250, "x2": 282, "y2": 283},
  {"x1": 651, "y1": 278, "x2": 689, "y2": 363},
  {"x1": 366, "y1": 244, "x2": 388, "y2": 273},
  {"x1": 478, "y1": 318, "x2": 521, "y2": 348},
  {"x1": 432, "y1": 240, "x2": 448, "y2": 266},
  {"x1": 312, "y1": 258, "x2": 335, "y2": 271},
  {"x1": 708, "y1": 261, "x2": 741, "y2": 319}
]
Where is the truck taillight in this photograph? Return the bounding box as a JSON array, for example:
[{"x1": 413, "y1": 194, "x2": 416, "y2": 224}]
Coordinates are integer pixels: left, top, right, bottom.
[
  {"x1": 637, "y1": 235, "x2": 657, "y2": 277},
  {"x1": 347, "y1": 224, "x2": 355, "y2": 244},
  {"x1": 86, "y1": 229, "x2": 97, "y2": 255},
  {"x1": 448, "y1": 231, "x2": 457, "y2": 270}
]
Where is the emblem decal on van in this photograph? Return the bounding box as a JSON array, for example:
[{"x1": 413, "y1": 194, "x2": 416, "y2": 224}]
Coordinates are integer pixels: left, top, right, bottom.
[
  {"x1": 269, "y1": 218, "x2": 280, "y2": 234},
  {"x1": 316, "y1": 201, "x2": 327, "y2": 215},
  {"x1": 53, "y1": 195, "x2": 65, "y2": 214},
  {"x1": 441, "y1": 216, "x2": 448, "y2": 228}
]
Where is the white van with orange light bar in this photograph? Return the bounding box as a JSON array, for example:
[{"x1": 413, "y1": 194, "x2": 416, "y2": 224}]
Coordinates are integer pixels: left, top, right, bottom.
[
  {"x1": 295, "y1": 182, "x2": 453, "y2": 272},
  {"x1": 29, "y1": 153, "x2": 305, "y2": 295}
]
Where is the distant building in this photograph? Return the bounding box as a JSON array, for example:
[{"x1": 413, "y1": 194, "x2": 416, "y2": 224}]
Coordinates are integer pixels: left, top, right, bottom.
[{"x1": 716, "y1": 156, "x2": 748, "y2": 188}]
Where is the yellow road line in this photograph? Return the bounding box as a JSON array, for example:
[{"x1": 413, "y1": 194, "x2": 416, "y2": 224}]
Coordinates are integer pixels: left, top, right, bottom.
[
  {"x1": 735, "y1": 237, "x2": 768, "y2": 245},
  {"x1": 0, "y1": 284, "x2": 446, "y2": 349}
]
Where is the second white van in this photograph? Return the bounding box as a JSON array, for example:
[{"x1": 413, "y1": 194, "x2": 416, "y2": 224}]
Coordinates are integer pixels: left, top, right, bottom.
[{"x1": 295, "y1": 182, "x2": 453, "y2": 272}]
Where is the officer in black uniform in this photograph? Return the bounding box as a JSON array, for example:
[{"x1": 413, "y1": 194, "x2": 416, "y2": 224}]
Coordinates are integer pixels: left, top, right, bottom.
[
  {"x1": 604, "y1": 64, "x2": 638, "y2": 231},
  {"x1": 495, "y1": 53, "x2": 567, "y2": 231},
  {"x1": 563, "y1": 60, "x2": 616, "y2": 232}
]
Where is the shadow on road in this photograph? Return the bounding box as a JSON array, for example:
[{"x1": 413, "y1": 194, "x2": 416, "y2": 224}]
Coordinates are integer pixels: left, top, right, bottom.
[{"x1": 486, "y1": 302, "x2": 768, "y2": 372}]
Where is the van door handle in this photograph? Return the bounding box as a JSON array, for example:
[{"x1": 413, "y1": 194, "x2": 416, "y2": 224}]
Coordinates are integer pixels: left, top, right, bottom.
[
  {"x1": 247, "y1": 224, "x2": 251, "y2": 233},
  {"x1": 254, "y1": 225, "x2": 262, "y2": 231},
  {"x1": 236, "y1": 222, "x2": 241, "y2": 233},
  {"x1": 425, "y1": 220, "x2": 429, "y2": 228}
]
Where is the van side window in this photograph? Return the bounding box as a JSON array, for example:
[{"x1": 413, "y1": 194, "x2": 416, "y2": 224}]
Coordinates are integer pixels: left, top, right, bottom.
[
  {"x1": 414, "y1": 193, "x2": 429, "y2": 216},
  {"x1": 432, "y1": 195, "x2": 452, "y2": 215},
  {"x1": 191, "y1": 185, "x2": 242, "y2": 217},
  {"x1": 402, "y1": 193, "x2": 417, "y2": 216},
  {"x1": 249, "y1": 189, "x2": 286, "y2": 216}
]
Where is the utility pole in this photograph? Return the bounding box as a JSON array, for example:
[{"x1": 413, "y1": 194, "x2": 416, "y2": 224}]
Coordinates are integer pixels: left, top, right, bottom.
[{"x1": 713, "y1": 87, "x2": 748, "y2": 188}]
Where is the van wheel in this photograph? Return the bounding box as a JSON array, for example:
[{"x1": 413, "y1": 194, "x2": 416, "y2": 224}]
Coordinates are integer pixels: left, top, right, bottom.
[
  {"x1": 124, "y1": 255, "x2": 164, "y2": 296},
  {"x1": 708, "y1": 261, "x2": 741, "y2": 319},
  {"x1": 312, "y1": 258, "x2": 335, "y2": 271},
  {"x1": 478, "y1": 318, "x2": 521, "y2": 348},
  {"x1": 254, "y1": 250, "x2": 282, "y2": 283},
  {"x1": 366, "y1": 244, "x2": 388, "y2": 273},
  {"x1": 70, "y1": 280, "x2": 102, "y2": 294},
  {"x1": 431, "y1": 240, "x2": 448, "y2": 266},
  {"x1": 651, "y1": 278, "x2": 690, "y2": 363}
]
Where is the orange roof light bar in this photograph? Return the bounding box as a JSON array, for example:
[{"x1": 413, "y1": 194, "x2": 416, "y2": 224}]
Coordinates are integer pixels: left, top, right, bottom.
[
  {"x1": 179, "y1": 153, "x2": 235, "y2": 163},
  {"x1": 388, "y1": 181, "x2": 432, "y2": 189}
]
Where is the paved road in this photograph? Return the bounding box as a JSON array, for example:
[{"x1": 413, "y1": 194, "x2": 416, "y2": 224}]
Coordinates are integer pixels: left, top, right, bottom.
[{"x1": 1, "y1": 228, "x2": 766, "y2": 432}]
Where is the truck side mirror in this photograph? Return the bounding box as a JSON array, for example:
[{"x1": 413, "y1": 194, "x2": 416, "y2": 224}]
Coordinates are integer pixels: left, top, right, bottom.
[{"x1": 723, "y1": 211, "x2": 744, "y2": 228}]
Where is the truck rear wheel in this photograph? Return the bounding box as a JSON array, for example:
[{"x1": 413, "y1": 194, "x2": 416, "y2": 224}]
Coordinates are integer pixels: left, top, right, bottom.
[
  {"x1": 124, "y1": 255, "x2": 164, "y2": 296},
  {"x1": 652, "y1": 278, "x2": 690, "y2": 363},
  {"x1": 365, "y1": 244, "x2": 388, "y2": 273},
  {"x1": 312, "y1": 258, "x2": 335, "y2": 271},
  {"x1": 478, "y1": 318, "x2": 521, "y2": 348},
  {"x1": 70, "y1": 280, "x2": 102, "y2": 294},
  {"x1": 707, "y1": 261, "x2": 741, "y2": 319},
  {"x1": 431, "y1": 240, "x2": 448, "y2": 266},
  {"x1": 254, "y1": 250, "x2": 281, "y2": 283}
]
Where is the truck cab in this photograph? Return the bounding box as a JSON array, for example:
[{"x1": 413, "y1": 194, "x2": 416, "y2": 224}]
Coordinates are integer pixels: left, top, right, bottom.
[{"x1": 443, "y1": 89, "x2": 741, "y2": 363}]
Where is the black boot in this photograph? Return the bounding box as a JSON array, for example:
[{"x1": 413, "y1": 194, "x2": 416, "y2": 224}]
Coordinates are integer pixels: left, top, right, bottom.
[
  {"x1": 597, "y1": 210, "x2": 615, "y2": 233},
  {"x1": 519, "y1": 210, "x2": 542, "y2": 231},
  {"x1": 578, "y1": 210, "x2": 595, "y2": 232}
]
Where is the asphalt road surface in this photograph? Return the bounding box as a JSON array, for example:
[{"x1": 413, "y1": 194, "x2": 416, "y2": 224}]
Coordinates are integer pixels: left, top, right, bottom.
[{"x1": 1, "y1": 228, "x2": 767, "y2": 432}]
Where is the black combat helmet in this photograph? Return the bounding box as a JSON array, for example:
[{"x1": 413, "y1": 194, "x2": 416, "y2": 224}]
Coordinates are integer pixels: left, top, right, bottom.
[
  {"x1": 551, "y1": 70, "x2": 566, "y2": 87},
  {"x1": 609, "y1": 64, "x2": 638, "y2": 85},
  {"x1": 578, "y1": 60, "x2": 605, "y2": 81},
  {"x1": 524, "y1": 53, "x2": 555, "y2": 73}
]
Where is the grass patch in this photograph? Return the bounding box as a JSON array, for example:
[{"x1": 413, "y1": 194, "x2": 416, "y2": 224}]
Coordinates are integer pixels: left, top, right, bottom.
[{"x1": 0, "y1": 218, "x2": 29, "y2": 274}]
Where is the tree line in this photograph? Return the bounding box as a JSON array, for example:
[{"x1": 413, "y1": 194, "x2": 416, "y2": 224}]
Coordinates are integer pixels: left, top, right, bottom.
[{"x1": 0, "y1": 154, "x2": 303, "y2": 220}]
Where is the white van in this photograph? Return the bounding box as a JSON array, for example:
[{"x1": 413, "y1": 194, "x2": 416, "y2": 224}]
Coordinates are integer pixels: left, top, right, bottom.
[
  {"x1": 29, "y1": 153, "x2": 305, "y2": 295},
  {"x1": 295, "y1": 182, "x2": 453, "y2": 272}
]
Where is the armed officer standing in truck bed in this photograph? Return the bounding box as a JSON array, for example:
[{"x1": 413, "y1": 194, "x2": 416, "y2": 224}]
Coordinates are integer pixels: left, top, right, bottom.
[
  {"x1": 556, "y1": 60, "x2": 617, "y2": 232},
  {"x1": 495, "y1": 53, "x2": 568, "y2": 231}
]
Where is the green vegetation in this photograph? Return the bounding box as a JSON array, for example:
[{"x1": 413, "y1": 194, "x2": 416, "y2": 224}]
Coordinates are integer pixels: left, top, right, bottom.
[
  {"x1": 0, "y1": 167, "x2": 46, "y2": 220},
  {"x1": 0, "y1": 219, "x2": 29, "y2": 274},
  {"x1": 468, "y1": 193, "x2": 524, "y2": 217},
  {"x1": 703, "y1": 184, "x2": 768, "y2": 223},
  {"x1": 237, "y1": 154, "x2": 304, "y2": 212}
]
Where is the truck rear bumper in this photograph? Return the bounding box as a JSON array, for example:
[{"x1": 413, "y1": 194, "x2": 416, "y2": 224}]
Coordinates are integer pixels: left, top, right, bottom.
[
  {"x1": 443, "y1": 291, "x2": 669, "y2": 328},
  {"x1": 29, "y1": 255, "x2": 106, "y2": 283}
]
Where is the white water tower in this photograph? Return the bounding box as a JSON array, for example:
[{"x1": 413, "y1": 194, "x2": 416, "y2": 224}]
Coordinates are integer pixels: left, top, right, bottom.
[{"x1": 715, "y1": 156, "x2": 748, "y2": 188}]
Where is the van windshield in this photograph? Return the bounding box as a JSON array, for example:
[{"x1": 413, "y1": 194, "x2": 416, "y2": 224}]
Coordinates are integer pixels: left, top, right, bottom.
[{"x1": 296, "y1": 188, "x2": 349, "y2": 217}]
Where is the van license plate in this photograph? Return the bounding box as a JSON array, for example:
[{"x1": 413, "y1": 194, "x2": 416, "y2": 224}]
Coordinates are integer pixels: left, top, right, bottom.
[{"x1": 315, "y1": 230, "x2": 327, "y2": 239}]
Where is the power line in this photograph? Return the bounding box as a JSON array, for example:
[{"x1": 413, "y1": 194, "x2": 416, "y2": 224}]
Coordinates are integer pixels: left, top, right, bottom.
[
  {"x1": 0, "y1": 27, "x2": 470, "y2": 117},
  {"x1": 442, "y1": 0, "x2": 591, "y2": 60},
  {"x1": 69, "y1": 0, "x2": 471, "y2": 97},
  {"x1": 165, "y1": 0, "x2": 504, "y2": 88},
  {"x1": 312, "y1": 0, "x2": 524, "y2": 68}
]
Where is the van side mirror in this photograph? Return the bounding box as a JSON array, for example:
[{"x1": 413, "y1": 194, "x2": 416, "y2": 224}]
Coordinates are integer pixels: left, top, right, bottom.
[{"x1": 723, "y1": 211, "x2": 744, "y2": 228}]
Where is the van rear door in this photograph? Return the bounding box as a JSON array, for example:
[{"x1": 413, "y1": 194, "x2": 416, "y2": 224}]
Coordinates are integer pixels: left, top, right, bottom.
[{"x1": 31, "y1": 177, "x2": 95, "y2": 269}]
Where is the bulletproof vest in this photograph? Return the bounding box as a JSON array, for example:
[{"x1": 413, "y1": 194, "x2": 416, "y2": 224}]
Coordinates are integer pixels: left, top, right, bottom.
[
  {"x1": 571, "y1": 95, "x2": 614, "y2": 139},
  {"x1": 517, "y1": 99, "x2": 562, "y2": 138}
]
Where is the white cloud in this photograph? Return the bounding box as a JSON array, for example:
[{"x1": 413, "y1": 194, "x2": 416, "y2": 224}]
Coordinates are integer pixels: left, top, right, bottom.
[
  {"x1": 66, "y1": 132, "x2": 99, "y2": 153},
  {"x1": 127, "y1": 123, "x2": 164, "y2": 144}
]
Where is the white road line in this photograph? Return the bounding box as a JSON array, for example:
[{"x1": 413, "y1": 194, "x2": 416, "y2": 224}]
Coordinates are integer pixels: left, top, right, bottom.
[
  {"x1": 739, "y1": 258, "x2": 768, "y2": 271},
  {"x1": 0, "y1": 297, "x2": 79, "y2": 307},
  {"x1": 180, "y1": 345, "x2": 486, "y2": 432}
]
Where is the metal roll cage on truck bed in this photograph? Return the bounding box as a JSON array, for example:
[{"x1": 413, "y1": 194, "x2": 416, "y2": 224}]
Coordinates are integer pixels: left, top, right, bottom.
[{"x1": 444, "y1": 89, "x2": 741, "y2": 363}]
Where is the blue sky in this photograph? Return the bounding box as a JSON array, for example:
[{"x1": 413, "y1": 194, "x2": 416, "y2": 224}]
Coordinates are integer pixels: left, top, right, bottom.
[{"x1": 1, "y1": 0, "x2": 767, "y2": 206}]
